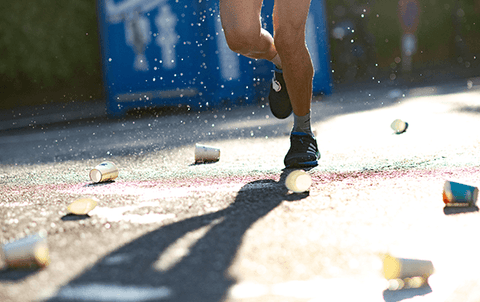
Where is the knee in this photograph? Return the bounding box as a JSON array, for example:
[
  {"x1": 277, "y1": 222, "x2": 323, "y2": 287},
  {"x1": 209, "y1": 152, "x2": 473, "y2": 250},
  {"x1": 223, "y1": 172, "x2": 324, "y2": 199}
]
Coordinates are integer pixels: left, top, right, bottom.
[
  {"x1": 274, "y1": 25, "x2": 306, "y2": 57},
  {"x1": 223, "y1": 25, "x2": 260, "y2": 54}
]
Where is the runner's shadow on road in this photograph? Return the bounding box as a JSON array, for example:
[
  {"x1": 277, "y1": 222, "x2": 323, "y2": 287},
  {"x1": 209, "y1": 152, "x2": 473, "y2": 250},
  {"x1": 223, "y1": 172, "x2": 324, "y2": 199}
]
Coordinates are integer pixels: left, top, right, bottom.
[
  {"x1": 47, "y1": 171, "x2": 306, "y2": 302},
  {"x1": 383, "y1": 285, "x2": 433, "y2": 302}
]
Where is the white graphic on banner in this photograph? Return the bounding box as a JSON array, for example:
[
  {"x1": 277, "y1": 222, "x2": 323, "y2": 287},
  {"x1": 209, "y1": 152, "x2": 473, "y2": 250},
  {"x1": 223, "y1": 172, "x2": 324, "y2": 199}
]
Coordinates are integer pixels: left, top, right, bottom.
[
  {"x1": 155, "y1": 5, "x2": 179, "y2": 70},
  {"x1": 125, "y1": 12, "x2": 151, "y2": 71},
  {"x1": 104, "y1": 0, "x2": 179, "y2": 72},
  {"x1": 215, "y1": 16, "x2": 240, "y2": 81},
  {"x1": 306, "y1": 13, "x2": 319, "y2": 73},
  {"x1": 105, "y1": 0, "x2": 166, "y2": 23}
]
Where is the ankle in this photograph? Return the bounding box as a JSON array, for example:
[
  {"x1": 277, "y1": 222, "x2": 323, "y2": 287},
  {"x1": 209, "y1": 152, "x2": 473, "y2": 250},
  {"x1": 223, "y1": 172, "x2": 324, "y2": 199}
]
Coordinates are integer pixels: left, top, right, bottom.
[{"x1": 292, "y1": 112, "x2": 313, "y2": 136}]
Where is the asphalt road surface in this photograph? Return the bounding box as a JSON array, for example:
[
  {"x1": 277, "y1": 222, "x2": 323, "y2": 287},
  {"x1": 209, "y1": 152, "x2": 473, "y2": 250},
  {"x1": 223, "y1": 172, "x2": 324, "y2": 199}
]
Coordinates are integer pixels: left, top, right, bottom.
[{"x1": 1, "y1": 78, "x2": 480, "y2": 302}]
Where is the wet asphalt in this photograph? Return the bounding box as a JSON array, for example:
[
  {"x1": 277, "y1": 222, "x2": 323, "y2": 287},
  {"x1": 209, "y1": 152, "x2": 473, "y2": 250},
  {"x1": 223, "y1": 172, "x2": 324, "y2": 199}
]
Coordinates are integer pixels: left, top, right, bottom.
[{"x1": 1, "y1": 78, "x2": 480, "y2": 302}]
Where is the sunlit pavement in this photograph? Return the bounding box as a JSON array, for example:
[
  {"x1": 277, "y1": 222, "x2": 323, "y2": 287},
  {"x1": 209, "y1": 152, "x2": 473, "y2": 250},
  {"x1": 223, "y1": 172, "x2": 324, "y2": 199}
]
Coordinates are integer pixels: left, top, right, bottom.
[{"x1": 1, "y1": 78, "x2": 480, "y2": 302}]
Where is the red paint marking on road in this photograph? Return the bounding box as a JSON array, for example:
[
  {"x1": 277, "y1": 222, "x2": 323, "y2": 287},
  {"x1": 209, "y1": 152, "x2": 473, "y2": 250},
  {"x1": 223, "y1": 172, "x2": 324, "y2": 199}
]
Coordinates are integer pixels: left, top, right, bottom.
[
  {"x1": 312, "y1": 167, "x2": 480, "y2": 184},
  {"x1": 3, "y1": 167, "x2": 480, "y2": 203}
]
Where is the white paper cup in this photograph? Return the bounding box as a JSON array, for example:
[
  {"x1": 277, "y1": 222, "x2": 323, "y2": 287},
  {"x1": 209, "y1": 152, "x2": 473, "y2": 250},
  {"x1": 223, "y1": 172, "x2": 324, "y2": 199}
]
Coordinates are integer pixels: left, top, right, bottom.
[
  {"x1": 2, "y1": 233, "x2": 50, "y2": 269},
  {"x1": 285, "y1": 170, "x2": 312, "y2": 193},
  {"x1": 391, "y1": 119, "x2": 408, "y2": 134},
  {"x1": 89, "y1": 161, "x2": 119, "y2": 183},
  {"x1": 383, "y1": 255, "x2": 434, "y2": 280},
  {"x1": 195, "y1": 144, "x2": 220, "y2": 163}
]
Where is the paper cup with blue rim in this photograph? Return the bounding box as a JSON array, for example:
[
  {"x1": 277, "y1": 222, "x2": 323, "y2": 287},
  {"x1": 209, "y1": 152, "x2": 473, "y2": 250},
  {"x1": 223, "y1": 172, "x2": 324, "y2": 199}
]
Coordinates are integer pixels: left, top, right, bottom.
[
  {"x1": 195, "y1": 144, "x2": 220, "y2": 163},
  {"x1": 285, "y1": 170, "x2": 312, "y2": 193},
  {"x1": 443, "y1": 180, "x2": 478, "y2": 207},
  {"x1": 89, "y1": 161, "x2": 119, "y2": 183},
  {"x1": 2, "y1": 233, "x2": 50, "y2": 269}
]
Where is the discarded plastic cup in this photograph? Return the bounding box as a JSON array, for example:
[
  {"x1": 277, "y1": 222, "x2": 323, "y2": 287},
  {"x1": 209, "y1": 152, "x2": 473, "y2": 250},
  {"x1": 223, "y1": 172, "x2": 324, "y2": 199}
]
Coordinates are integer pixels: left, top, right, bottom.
[
  {"x1": 285, "y1": 170, "x2": 312, "y2": 193},
  {"x1": 443, "y1": 180, "x2": 478, "y2": 207},
  {"x1": 391, "y1": 119, "x2": 408, "y2": 134},
  {"x1": 2, "y1": 233, "x2": 50, "y2": 269},
  {"x1": 89, "y1": 161, "x2": 119, "y2": 183},
  {"x1": 383, "y1": 254, "x2": 434, "y2": 281},
  {"x1": 67, "y1": 197, "x2": 99, "y2": 215},
  {"x1": 195, "y1": 144, "x2": 220, "y2": 163}
]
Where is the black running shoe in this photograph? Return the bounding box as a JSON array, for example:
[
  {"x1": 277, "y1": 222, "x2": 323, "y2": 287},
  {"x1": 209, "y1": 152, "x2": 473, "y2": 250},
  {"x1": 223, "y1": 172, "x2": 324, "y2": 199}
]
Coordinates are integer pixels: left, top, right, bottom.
[
  {"x1": 284, "y1": 132, "x2": 320, "y2": 168},
  {"x1": 268, "y1": 67, "x2": 292, "y2": 119}
]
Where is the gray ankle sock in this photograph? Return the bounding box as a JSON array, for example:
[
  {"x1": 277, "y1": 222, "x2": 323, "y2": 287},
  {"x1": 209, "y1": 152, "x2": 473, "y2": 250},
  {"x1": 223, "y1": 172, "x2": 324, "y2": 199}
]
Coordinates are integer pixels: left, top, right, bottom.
[{"x1": 292, "y1": 111, "x2": 313, "y2": 136}]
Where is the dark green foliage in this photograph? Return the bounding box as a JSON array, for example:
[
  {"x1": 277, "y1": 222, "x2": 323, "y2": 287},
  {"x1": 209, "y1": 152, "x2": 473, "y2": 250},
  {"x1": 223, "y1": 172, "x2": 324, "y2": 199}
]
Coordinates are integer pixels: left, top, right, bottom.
[{"x1": 0, "y1": 0, "x2": 101, "y2": 93}]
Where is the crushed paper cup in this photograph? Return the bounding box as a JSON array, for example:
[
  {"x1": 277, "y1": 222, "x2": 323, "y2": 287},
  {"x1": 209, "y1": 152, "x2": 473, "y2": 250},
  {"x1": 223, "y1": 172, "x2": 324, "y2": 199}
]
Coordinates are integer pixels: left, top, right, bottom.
[
  {"x1": 195, "y1": 144, "x2": 220, "y2": 163},
  {"x1": 285, "y1": 170, "x2": 312, "y2": 193},
  {"x1": 383, "y1": 254, "x2": 434, "y2": 281},
  {"x1": 67, "y1": 197, "x2": 99, "y2": 215},
  {"x1": 89, "y1": 161, "x2": 119, "y2": 183},
  {"x1": 443, "y1": 180, "x2": 478, "y2": 207},
  {"x1": 391, "y1": 119, "x2": 408, "y2": 134},
  {"x1": 2, "y1": 233, "x2": 50, "y2": 269}
]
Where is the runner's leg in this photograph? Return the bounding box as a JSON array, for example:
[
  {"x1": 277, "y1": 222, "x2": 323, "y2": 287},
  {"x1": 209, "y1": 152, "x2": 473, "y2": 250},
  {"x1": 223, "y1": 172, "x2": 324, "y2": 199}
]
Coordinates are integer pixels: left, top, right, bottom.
[{"x1": 273, "y1": 0, "x2": 313, "y2": 116}]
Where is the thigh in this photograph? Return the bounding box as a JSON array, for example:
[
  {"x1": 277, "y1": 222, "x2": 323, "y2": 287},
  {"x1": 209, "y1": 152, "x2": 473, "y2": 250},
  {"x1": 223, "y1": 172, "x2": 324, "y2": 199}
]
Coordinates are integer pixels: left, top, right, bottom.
[
  {"x1": 273, "y1": 0, "x2": 311, "y2": 36},
  {"x1": 219, "y1": 0, "x2": 263, "y2": 34}
]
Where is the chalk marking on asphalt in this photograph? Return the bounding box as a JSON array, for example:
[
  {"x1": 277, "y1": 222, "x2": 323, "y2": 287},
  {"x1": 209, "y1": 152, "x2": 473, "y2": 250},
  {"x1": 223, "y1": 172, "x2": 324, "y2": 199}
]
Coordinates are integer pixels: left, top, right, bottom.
[
  {"x1": 60, "y1": 181, "x2": 275, "y2": 200},
  {"x1": 88, "y1": 202, "x2": 176, "y2": 224},
  {"x1": 55, "y1": 284, "x2": 171, "y2": 301},
  {"x1": 57, "y1": 181, "x2": 275, "y2": 224}
]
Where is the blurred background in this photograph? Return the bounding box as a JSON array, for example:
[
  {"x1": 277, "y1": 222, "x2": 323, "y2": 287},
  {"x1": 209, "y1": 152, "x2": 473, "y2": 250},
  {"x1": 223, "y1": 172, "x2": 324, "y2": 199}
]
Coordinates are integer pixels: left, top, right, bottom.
[{"x1": 1, "y1": 0, "x2": 479, "y2": 111}]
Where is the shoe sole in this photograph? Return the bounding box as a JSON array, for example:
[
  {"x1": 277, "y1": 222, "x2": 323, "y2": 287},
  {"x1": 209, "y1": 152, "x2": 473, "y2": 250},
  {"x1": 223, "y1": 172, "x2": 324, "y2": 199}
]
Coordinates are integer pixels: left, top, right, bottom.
[
  {"x1": 268, "y1": 92, "x2": 292, "y2": 119},
  {"x1": 268, "y1": 72, "x2": 292, "y2": 119},
  {"x1": 285, "y1": 160, "x2": 318, "y2": 168}
]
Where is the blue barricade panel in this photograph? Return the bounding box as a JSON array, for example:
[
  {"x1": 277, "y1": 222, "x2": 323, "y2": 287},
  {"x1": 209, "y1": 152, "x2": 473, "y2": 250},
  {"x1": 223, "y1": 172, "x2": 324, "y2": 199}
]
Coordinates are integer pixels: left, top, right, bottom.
[
  {"x1": 98, "y1": 0, "x2": 256, "y2": 117},
  {"x1": 96, "y1": 0, "x2": 330, "y2": 117}
]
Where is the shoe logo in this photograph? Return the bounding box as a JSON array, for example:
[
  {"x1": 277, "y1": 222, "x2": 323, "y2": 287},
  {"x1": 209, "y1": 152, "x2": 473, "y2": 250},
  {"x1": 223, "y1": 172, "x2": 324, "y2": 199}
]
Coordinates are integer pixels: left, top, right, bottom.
[
  {"x1": 307, "y1": 143, "x2": 317, "y2": 154},
  {"x1": 272, "y1": 79, "x2": 281, "y2": 92}
]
